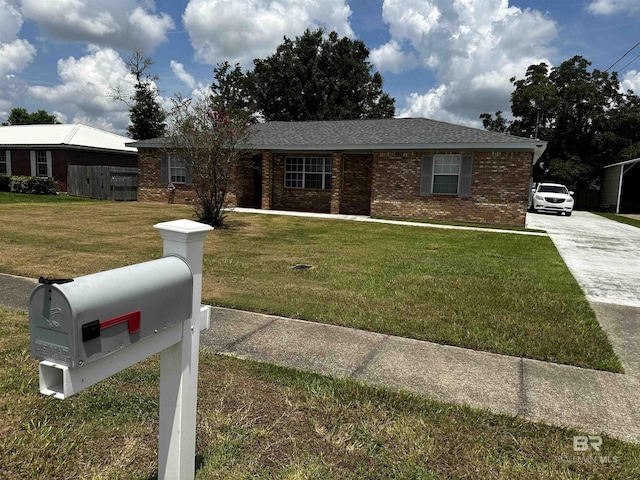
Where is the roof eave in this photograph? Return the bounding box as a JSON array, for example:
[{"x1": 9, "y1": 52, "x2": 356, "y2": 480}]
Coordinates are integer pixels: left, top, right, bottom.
[
  {"x1": 603, "y1": 157, "x2": 640, "y2": 168},
  {"x1": 247, "y1": 142, "x2": 547, "y2": 152},
  {"x1": 1, "y1": 144, "x2": 137, "y2": 154}
]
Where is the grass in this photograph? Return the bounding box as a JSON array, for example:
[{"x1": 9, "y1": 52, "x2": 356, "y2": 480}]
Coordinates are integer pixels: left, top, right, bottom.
[
  {"x1": 0, "y1": 196, "x2": 621, "y2": 371},
  {"x1": 0, "y1": 191, "x2": 97, "y2": 204},
  {"x1": 1, "y1": 307, "x2": 639, "y2": 479},
  {"x1": 593, "y1": 212, "x2": 640, "y2": 229},
  {"x1": 375, "y1": 215, "x2": 545, "y2": 233}
]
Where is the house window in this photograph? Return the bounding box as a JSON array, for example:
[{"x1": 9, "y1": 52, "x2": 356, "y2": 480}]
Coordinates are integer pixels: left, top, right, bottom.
[
  {"x1": 420, "y1": 154, "x2": 473, "y2": 198},
  {"x1": 36, "y1": 150, "x2": 49, "y2": 177},
  {"x1": 169, "y1": 154, "x2": 187, "y2": 184},
  {"x1": 0, "y1": 151, "x2": 8, "y2": 175},
  {"x1": 284, "y1": 156, "x2": 332, "y2": 189},
  {"x1": 432, "y1": 155, "x2": 461, "y2": 194}
]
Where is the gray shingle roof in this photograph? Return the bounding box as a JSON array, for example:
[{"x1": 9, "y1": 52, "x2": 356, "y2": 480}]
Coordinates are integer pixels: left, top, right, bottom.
[
  {"x1": 128, "y1": 117, "x2": 546, "y2": 152},
  {"x1": 247, "y1": 118, "x2": 543, "y2": 150}
]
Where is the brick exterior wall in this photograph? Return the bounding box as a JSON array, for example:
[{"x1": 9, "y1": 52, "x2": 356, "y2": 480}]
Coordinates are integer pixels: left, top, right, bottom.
[
  {"x1": 371, "y1": 150, "x2": 533, "y2": 226},
  {"x1": 271, "y1": 153, "x2": 332, "y2": 213},
  {"x1": 138, "y1": 148, "x2": 254, "y2": 206},
  {"x1": 137, "y1": 147, "x2": 532, "y2": 226}
]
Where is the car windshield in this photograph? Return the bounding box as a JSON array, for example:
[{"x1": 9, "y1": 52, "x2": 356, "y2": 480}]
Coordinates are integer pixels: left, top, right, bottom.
[{"x1": 538, "y1": 185, "x2": 568, "y2": 194}]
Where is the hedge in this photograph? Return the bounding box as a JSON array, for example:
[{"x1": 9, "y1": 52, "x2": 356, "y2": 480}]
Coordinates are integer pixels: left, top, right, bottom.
[{"x1": 8, "y1": 176, "x2": 59, "y2": 195}]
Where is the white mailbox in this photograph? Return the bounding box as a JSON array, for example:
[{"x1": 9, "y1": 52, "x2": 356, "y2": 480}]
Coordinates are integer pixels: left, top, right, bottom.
[{"x1": 29, "y1": 255, "x2": 193, "y2": 369}]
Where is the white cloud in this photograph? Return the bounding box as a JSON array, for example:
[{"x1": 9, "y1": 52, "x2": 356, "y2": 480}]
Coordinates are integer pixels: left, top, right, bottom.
[
  {"x1": 0, "y1": 0, "x2": 23, "y2": 43},
  {"x1": 183, "y1": 0, "x2": 354, "y2": 66},
  {"x1": 621, "y1": 70, "x2": 640, "y2": 93},
  {"x1": 587, "y1": 0, "x2": 640, "y2": 15},
  {"x1": 0, "y1": 39, "x2": 36, "y2": 76},
  {"x1": 20, "y1": 0, "x2": 175, "y2": 51},
  {"x1": 375, "y1": 0, "x2": 557, "y2": 125},
  {"x1": 28, "y1": 47, "x2": 137, "y2": 134},
  {"x1": 0, "y1": 1, "x2": 36, "y2": 75},
  {"x1": 370, "y1": 40, "x2": 418, "y2": 74},
  {"x1": 0, "y1": 0, "x2": 36, "y2": 118},
  {"x1": 170, "y1": 60, "x2": 196, "y2": 90}
]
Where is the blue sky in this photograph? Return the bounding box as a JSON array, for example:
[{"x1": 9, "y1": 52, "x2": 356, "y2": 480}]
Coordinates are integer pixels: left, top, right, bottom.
[{"x1": 1, "y1": 0, "x2": 640, "y2": 135}]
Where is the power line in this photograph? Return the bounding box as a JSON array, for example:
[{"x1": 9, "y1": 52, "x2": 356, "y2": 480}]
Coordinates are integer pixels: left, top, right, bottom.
[
  {"x1": 619, "y1": 52, "x2": 640, "y2": 72},
  {"x1": 605, "y1": 39, "x2": 640, "y2": 73}
]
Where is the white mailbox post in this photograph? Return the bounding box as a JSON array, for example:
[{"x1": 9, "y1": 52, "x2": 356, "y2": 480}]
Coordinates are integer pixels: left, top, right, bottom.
[
  {"x1": 155, "y1": 219, "x2": 213, "y2": 480},
  {"x1": 29, "y1": 219, "x2": 213, "y2": 480}
]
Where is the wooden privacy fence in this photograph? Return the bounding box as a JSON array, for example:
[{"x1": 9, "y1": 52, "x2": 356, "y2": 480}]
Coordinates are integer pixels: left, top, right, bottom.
[{"x1": 68, "y1": 166, "x2": 138, "y2": 201}]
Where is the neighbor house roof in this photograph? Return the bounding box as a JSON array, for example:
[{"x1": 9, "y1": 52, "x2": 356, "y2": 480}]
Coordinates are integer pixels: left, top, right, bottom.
[
  {"x1": 0, "y1": 124, "x2": 137, "y2": 154},
  {"x1": 128, "y1": 117, "x2": 547, "y2": 159},
  {"x1": 603, "y1": 158, "x2": 640, "y2": 169}
]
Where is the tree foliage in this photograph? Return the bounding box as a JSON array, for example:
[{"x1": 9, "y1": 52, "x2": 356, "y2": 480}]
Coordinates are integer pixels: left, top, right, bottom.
[
  {"x1": 479, "y1": 111, "x2": 509, "y2": 133},
  {"x1": 113, "y1": 49, "x2": 167, "y2": 140},
  {"x1": 4, "y1": 108, "x2": 59, "y2": 125},
  {"x1": 481, "y1": 55, "x2": 640, "y2": 188},
  {"x1": 249, "y1": 29, "x2": 395, "y2": 121},
  {"x1": 128, "y1": 50, "x2": 167, "y2": 140},
  {"x1": 167, "y1": 68, "x2": 251, "y2": 226}
]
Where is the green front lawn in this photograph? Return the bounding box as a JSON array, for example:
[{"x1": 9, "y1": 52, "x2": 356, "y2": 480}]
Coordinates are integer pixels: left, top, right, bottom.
[
  {"x1": 0, "y1": 196, "x2": 621, "y2": 371},
  {"x1": 1, "y1": 308, "x2": 638, "y2": 479}
]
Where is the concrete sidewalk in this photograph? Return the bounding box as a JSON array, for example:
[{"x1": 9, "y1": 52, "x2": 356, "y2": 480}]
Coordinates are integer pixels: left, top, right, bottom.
[
  {"x1": 228, "y1": 207, "x2": 548, "y2": 237},
  {"x1": 4, "y1": 272, "x2": 638, "y2": 443},
  {"x1": 202, "y1": 306, "x2": 640, "y2": 444}
]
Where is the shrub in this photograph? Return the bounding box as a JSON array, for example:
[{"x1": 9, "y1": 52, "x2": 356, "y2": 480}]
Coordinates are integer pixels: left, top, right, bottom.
[
  {"x1": 9, "y1": 176, "x2": 58, "y2": 195},
  {"x1": 0, "y1": 175, "x2": 10, "y2": 192}
]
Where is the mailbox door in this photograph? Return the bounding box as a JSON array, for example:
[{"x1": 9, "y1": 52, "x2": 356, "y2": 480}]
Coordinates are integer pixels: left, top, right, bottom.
[{"x1": 30, "y1": 284, "x2": 77, "y2": 368}]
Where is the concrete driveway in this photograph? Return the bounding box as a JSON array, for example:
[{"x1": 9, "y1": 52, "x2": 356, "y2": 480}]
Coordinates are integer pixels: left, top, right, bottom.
[
  {"x1": 526, "y1": 211, "x2": 640, "y2": 308},
  {"x1": 526, "y1": 210, "x2": 640, "y2": 375}
]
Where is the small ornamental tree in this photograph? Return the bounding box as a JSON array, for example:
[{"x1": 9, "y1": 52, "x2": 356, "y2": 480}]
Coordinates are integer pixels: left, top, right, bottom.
[{"x1": 167, "y1": 93, "x2": 250, "y2": 227}]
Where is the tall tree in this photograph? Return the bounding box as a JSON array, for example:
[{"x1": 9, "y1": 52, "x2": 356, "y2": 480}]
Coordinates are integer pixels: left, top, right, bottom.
[
  {"x1": 249, "y1": 29, "x2": 395, "y2": 121},
  {"x1": 4, "y1": 108, "x2": 59, "y2": 125},
  {"x1": 210, "y1": 61, "x2": 257, "y2": 122},
  {"x1": 481, "y1": 56, "x2": 640, "y2": 188},
  {"x1": 116, "y1": 49, "x2": 167, "y2": 140}
]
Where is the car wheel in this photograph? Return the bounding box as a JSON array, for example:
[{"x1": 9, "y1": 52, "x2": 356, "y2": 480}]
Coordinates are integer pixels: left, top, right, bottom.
[{"x1": 566, "y1": 211, "x2": 572, "y2": 216}]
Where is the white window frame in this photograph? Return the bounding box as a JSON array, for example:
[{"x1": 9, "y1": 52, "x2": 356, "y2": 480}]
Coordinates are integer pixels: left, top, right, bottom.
[
  {"x1": 30, "y1": 150, "x2": 52, "y2": 178},
  {"x1": 0, "y1": 150, "x2": 10, "y2": 176},
  {"x1": 432, "y1": 154, "x2": 461, "y2": 195},
  {"x1": 284, "y1": 156, "x2": 332, "y2": 190},
  {"x1": 169, "y1": 153, "x2": 187, "y2": 184}
]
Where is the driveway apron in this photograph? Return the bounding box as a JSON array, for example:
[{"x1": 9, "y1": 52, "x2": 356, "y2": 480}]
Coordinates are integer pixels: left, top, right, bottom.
[
  {"x1": 526, "y1": 211, "x2": 640, "y2": 374},
  {"x1": 526, "y1": 211, "x2": 640, "y2": 307}
]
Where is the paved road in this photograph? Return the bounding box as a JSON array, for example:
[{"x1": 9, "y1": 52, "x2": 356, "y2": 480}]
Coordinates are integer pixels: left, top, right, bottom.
[{"x1": 526, "y1": 211, "x2": 640, "y2": 308}]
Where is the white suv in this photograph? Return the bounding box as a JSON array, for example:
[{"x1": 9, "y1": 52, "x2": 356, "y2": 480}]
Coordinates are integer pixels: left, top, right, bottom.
[{"x1": 529, "y1": 183, "x2": 574, "y2": 216}]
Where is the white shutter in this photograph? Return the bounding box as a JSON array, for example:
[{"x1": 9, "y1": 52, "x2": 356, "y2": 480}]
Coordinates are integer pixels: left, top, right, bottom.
[
  {"x1": 30, "y1": 151, "x2": 36, "y2": 176},
  {"x1": 4, "y1": 150, "x2": 10, "y2": 176},
  {"x1": 46, "y1": 151, "x2": 53, "y2": 178}
]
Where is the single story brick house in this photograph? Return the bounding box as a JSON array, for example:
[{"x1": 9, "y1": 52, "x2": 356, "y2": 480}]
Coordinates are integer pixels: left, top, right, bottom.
[
  {"x1": 0, "y1": 124, "x2": 137, "y2": 192},
  {"x1": 129, "y1": 118, "x2": 547, "y2": 226}
]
